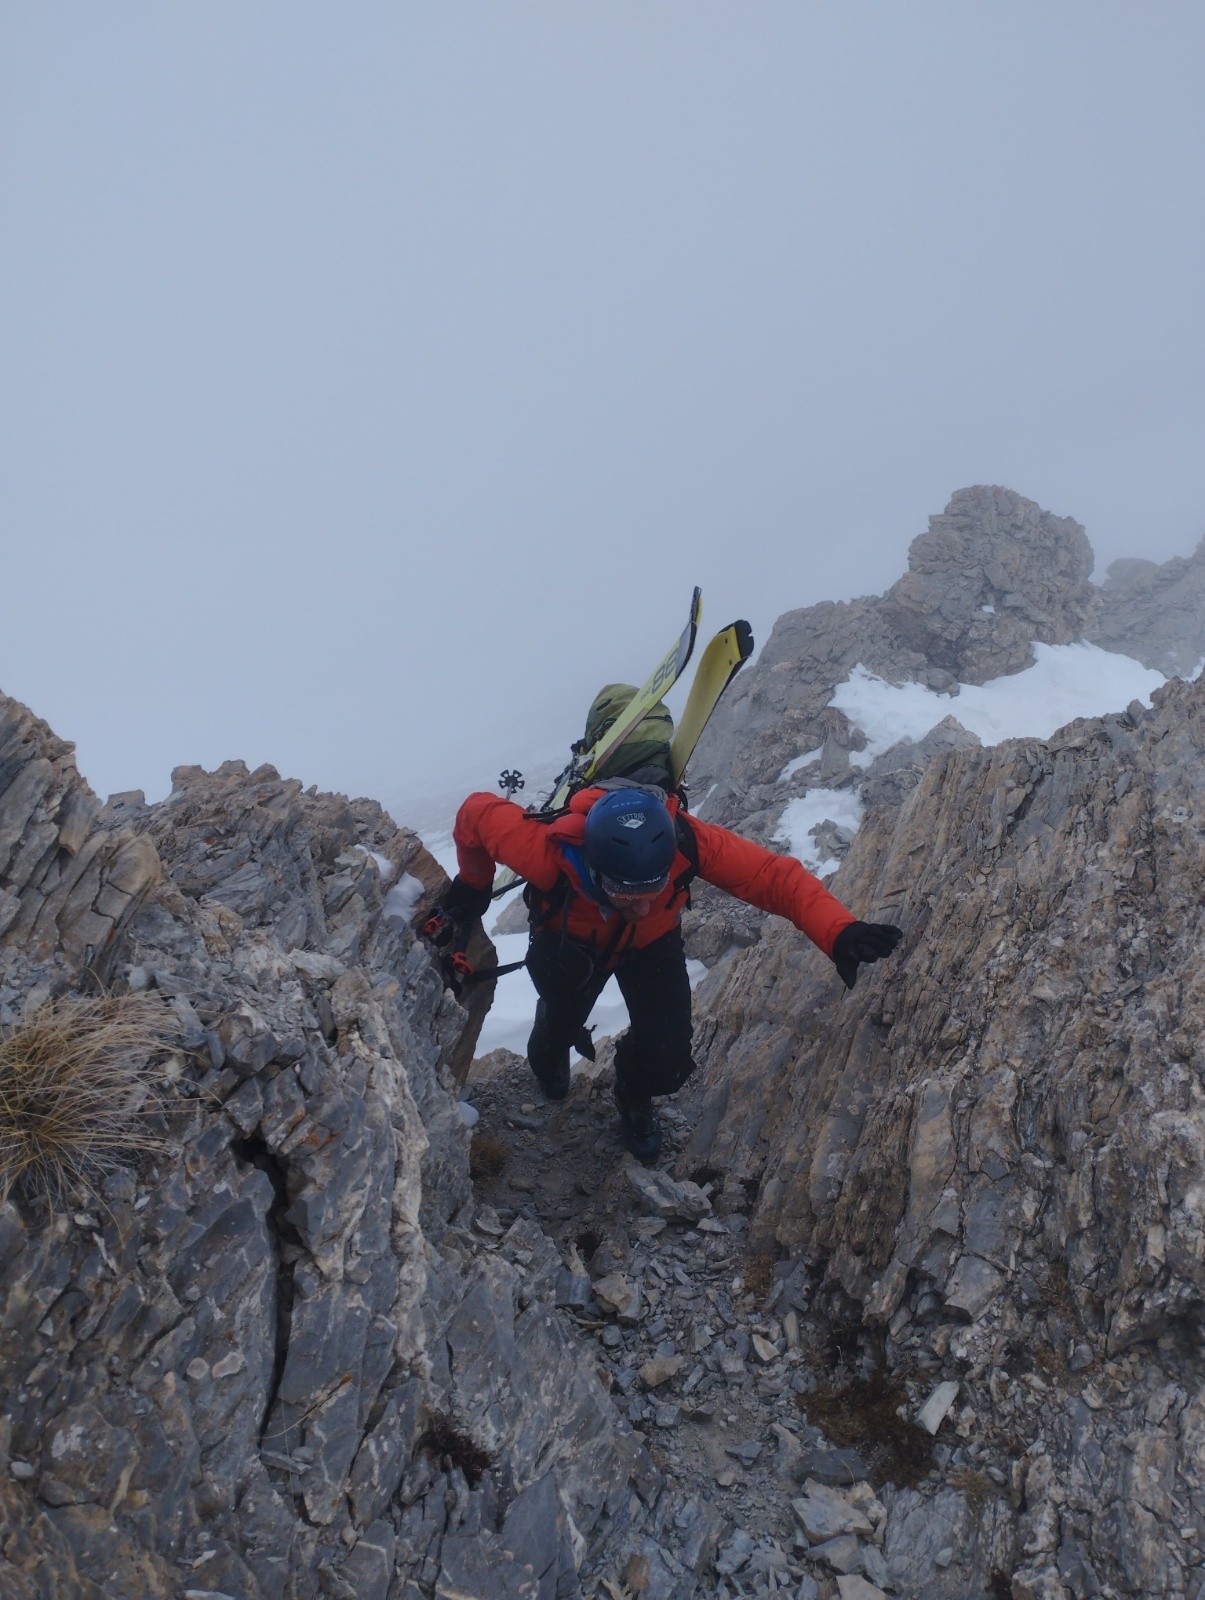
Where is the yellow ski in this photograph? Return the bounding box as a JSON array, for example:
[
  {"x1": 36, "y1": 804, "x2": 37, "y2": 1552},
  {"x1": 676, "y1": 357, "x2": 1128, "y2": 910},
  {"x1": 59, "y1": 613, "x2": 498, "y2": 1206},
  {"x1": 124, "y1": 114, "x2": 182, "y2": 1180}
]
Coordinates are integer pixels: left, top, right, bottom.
[
  {"x1": 491, "y1": 587, "x2": 703, "y2": 896},
  {"x1": 669, "y1": 619, "x2": 754, "y2": 783}
]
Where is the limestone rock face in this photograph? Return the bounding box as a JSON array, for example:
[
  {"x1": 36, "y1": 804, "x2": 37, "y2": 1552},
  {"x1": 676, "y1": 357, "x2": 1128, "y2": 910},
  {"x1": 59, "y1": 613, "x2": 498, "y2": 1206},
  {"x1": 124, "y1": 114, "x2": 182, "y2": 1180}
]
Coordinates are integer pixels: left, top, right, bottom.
[
  {"x1": 687, "y1": 593, "x2": 899, "y2": 824},
  {"x1": 1090, "y1": 535, "x2": 1205, "y2": 678},
  {"x1": 690, "y1": 487, "x2": 1098, "y2": 828},
  {"x1": 684, "y1": 676, "x2": 1205, "y2": 1598},
  {"x1": 107, "y1": 757, "x2": 494, "y2": 1089},
  {"x1": 681, "y1": 485, "x2": 1200, "y2": 972},
  {"x1": 880, "y1": 485, "x2": 1099, "y2": 682},
  {"x1": 0, "y1": 696, "x2": 658, "y2": 1600},
  {"x1": 0, "y1": 698, "x2": 159, "y2": 975}
]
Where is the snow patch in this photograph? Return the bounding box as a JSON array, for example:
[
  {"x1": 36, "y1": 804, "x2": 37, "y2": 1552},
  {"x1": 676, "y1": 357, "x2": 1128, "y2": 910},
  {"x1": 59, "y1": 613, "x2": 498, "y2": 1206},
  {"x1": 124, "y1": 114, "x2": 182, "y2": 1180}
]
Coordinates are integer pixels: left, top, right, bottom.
[
  {"x1": 356, "y1": 845, "x2": 398, "y2": 886},
  {"x1": 383, "y1": 873, "x2": 425, "y2": 923},
  {"x1": 832, "y1": 643, "x2": 1165, "y2": 760},
  {"x1": 483, "y1": 883, "x2": 524, "y2": 937},
  {"x1": 778, "y1": 745, "x2": 825, "y2": 783},
  {"x1": 773, "y1": 788, "x2": 865, "y2": 876}
]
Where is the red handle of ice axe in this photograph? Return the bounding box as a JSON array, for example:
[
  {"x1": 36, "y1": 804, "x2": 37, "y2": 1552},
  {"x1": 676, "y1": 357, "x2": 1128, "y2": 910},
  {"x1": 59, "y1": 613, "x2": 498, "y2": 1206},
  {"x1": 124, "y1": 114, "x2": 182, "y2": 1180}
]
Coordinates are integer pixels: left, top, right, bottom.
[{"x1": 421, "y1": 909, "x2": 456, "y2": 948}]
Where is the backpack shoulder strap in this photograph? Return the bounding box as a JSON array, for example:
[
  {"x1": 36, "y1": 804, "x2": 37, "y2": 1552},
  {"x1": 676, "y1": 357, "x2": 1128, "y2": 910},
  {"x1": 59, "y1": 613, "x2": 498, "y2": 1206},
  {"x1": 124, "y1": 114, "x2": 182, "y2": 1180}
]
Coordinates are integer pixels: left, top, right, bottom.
[{"x1": 672, "y1": 812, "x2": 700, "y2": 898}]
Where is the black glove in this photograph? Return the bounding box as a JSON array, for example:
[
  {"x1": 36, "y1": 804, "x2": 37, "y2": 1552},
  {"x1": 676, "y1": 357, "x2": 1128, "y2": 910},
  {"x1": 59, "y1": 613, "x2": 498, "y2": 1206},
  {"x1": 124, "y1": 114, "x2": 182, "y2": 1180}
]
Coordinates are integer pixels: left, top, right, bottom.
[
  {"x1": 832, "y1": 920, "x2": 903, "y2": 990},
  {"x1": 439, "y1": 875, "x2": 493, "y2": 923}
]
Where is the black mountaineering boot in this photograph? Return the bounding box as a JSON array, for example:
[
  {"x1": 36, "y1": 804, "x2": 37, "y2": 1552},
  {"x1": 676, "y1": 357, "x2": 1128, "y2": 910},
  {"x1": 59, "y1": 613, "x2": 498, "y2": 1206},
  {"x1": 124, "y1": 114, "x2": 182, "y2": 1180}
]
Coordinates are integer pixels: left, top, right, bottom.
[
  {"x1": 526, "y1": 1001, "x2": 571, "y2": 1101},
  {"x1": 615, "y1": 1085, "x2": 662, "y2": 1164},
  {"x1": 530, "y1": 1050, "x2": 571, "y2": 1101}
]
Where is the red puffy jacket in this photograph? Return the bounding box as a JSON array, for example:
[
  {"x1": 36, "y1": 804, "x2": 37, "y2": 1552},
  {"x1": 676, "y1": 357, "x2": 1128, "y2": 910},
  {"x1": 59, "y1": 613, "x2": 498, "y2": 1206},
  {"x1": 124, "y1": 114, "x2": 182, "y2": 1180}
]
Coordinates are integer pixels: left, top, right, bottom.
[{"x1": 453, "y1": 787, "x2": 856, "y2": 966}]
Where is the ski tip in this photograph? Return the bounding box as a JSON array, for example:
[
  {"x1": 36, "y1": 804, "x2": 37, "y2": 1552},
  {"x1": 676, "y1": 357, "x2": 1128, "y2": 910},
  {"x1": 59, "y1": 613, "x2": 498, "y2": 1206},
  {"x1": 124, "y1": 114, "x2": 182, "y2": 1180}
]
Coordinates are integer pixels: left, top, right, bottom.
[{"x1": 715, "y1": 619, "x2": 755, "y2": 662}]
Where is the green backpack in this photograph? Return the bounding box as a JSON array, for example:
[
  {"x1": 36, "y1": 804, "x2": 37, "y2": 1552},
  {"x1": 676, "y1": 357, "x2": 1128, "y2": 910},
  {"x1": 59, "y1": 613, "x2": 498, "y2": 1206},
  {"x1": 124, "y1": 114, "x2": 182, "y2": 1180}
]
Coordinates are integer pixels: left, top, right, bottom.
[{"x1": 583, "y1": 683, "x2": 676, "y2": 790}]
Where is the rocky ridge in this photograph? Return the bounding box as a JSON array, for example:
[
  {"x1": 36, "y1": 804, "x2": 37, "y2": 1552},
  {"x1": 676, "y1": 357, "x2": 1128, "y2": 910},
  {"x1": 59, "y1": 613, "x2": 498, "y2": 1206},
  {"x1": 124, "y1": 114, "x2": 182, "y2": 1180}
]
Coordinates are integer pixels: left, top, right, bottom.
[
  {"x1": 0, "y1": 697, "x2": 670, "y2": 1600},
  {"x1": 2, "y1": 482, "x2": 1202, "y2": 1600},
  {"x1": 682, "y1": 671, "x2": 1205, "y2": 1598},
  {"x1": 1094, "y1": 540, "x2": 1205, "y2": 680},
  {"x1": 679, "y1": 486, "x2": 1203, "y2": 972},
  {"x1": 455, "y1": 688, "x2": 1205, "y2": 1599}
]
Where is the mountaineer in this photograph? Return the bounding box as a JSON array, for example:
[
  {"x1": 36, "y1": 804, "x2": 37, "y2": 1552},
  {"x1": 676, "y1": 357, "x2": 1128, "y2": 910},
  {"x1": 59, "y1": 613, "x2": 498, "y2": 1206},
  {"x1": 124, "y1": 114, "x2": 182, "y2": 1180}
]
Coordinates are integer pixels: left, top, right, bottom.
[{"x1": 438, "y1": 781, "x2": 902, "y2": 1164}]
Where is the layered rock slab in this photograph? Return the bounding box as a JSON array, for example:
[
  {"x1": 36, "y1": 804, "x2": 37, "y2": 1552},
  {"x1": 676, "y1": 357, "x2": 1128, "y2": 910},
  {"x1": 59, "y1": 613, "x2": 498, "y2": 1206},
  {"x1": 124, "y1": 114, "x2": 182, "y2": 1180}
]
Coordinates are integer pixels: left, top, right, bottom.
[
  {"x1": 0, "y1": 695, "x2": 659, "y2": 1599},
  {"x1": 0, "y1": 697, "x2": 159, "y2": 973},
  {"x1": 684, "y1": 675, "x2": 1205, "y2": 1597}
]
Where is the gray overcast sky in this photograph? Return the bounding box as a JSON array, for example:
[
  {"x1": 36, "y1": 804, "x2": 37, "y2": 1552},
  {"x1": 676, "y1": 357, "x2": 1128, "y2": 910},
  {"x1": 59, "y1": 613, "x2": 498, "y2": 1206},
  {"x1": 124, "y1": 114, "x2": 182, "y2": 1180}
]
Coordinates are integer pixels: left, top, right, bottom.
[{"x1": 3, "y1": 4, "x2": 1203, "y2": 820}]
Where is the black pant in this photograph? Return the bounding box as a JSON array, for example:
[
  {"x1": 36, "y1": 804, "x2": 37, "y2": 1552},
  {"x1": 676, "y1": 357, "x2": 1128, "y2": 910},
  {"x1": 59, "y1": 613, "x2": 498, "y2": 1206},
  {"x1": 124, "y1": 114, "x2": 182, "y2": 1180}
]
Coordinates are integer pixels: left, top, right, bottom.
[{"x1": 526, "y1": 927, "x2": 696, "y2": 1104}]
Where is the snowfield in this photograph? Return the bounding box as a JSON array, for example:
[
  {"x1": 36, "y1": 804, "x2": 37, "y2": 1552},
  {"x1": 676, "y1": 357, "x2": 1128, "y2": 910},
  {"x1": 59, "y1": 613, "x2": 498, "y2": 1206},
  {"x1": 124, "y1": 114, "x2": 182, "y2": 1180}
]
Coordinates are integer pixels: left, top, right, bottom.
[
  {"x1": 834, "y1": 641, "x2": 1166, "y2": 758},
  {"x1": 775, "y1": 643, "x2": 1167, "y2": 873}
]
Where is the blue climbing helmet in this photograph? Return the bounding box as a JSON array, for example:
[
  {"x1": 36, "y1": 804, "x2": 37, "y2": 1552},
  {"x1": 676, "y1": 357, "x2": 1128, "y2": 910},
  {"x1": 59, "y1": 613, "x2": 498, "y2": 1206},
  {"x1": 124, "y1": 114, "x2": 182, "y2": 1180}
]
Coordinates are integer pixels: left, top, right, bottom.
[{"x1": 583, "y1": 789, "x2": 677, "y2": 897}]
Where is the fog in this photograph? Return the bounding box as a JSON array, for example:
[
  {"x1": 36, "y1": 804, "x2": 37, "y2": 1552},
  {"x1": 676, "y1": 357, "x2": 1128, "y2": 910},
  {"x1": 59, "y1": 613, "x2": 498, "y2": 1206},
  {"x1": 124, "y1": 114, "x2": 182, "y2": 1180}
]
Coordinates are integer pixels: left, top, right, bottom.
[{"x1": 3, "y1": 4, "x2": 1203, "y2": 823}]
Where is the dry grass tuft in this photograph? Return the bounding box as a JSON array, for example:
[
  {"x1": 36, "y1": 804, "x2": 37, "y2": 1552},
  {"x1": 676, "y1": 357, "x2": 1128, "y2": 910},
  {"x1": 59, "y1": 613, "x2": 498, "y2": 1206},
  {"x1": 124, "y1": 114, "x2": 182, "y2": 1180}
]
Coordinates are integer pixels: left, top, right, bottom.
[
  {"x1": 797, "y1": 1370, "x2": 936, "y2": 1489},
  {"x1": 419, "y1": 1409, "x2": 495, "y2": 1486},
  {"x1": 0, "y1": 995, "x2": 171, "y2": 1208},
  {"x1": 947, "y1": 1464, "x2": 1002, "y2": 1511},
  {"x1": 468, "y1": 1133, "x2": 509, "y2": 1181},
  {"x1": 740, "y1": 1250, "x2": 778, "y2": 1302}
]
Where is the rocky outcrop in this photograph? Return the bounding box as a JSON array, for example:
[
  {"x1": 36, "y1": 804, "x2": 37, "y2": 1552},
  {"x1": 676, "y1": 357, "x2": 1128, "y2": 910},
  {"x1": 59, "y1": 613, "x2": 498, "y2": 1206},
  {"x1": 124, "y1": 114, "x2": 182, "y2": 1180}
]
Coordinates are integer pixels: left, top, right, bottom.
[
  {"x1": 681, "y1": 485, "x2": 1201, "y2": 973},
  {"x1": 690, "y1": 487, "x2": 1100, "y2": 829},
  {"x1": 879, "y1": 486, "x2": 1098, "y2": 683},
  {"x1": 0, "y1": 698, "x2": 663, "y2": 1600},
  {"x1": 102, "y1": 758, "x2": 494, "y2": 1089},
  {"x1": 0, "y1": 698, "x2": 159, "y2": 976},
  {"x1": 683, "y1": 675, "x2": 1205, "y2": 1598},
  {"x1": 1090, "y1": 535, "x2": 1205, "y2": 679}
]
